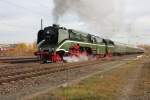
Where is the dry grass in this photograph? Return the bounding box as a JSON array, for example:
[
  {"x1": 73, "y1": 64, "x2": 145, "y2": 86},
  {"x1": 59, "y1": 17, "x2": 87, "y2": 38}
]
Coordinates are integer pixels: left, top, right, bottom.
[
  {"x1": 29, "y1": 60, "x2": 142, "y2": 100},
  {"x1": 0, "y1": 43, "x2": 37, "y2": 57},
  {"x1": 129, "y1": 61, "x2": 150, "y2": 99}
]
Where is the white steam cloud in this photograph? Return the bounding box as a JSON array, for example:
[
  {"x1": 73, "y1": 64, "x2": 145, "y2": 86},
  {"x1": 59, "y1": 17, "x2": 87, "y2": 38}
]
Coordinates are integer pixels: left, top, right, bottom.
[
  {"x1": 53, "y1": 0, "x2": 122, "y2": 38},
  {"x1": 63, "y1": 54, "x2": 95, "y2": 63}
]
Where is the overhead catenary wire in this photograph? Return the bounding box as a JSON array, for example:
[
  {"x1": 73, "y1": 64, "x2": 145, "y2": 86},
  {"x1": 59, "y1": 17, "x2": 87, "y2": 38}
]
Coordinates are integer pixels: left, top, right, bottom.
[
  {"x1": 0, "y1": 22, "x2": 38, "y2": 29},
  {"x1": 0, "y1": 0, "x2": 52, "y2": 28},
  {"x1": 30, "y1": 0, "x2": 51, "y2": 9},
  {"x1": 0, "y1": 0, "x2": 48, "y2": 16}
]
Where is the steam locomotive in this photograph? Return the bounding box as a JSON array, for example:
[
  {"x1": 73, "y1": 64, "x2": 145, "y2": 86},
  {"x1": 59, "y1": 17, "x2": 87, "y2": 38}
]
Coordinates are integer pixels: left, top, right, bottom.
[{"x1": 35, "y1": 24, "x2": 144, "y2": 63}]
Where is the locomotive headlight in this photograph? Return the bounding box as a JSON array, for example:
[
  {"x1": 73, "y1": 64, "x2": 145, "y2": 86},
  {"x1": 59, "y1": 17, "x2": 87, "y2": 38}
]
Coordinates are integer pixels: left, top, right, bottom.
[{"x1": 46, "y1": 31, "x2": 50, "y2": 34}]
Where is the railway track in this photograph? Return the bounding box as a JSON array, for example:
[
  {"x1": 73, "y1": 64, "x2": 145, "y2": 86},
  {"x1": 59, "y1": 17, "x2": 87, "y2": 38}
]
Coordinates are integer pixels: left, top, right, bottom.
[
  {"x1": 0, "y1": 55, "x2": 140, "y2": 85},
  {"x1": 0, "y1": 56, "x2": 39, "y2": 63},
  {"x1": 0, "y1": 60, "x2": 103, "y2": 85},
  {"x1": 0, "y1": 54, "x2": 141, "y2": 99}
]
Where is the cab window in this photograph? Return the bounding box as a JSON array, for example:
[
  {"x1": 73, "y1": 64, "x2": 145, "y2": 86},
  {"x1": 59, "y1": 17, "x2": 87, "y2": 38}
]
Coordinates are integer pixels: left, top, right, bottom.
[{"x1": 96, "y1": 37, "x2": 103, "y2": 43}]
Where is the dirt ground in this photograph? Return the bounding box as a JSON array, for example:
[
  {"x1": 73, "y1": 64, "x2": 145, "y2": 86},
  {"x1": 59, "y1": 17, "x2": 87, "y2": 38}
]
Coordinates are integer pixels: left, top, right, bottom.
[
  {"x1": 27, "y1": 50, "x2": 150, "y2": 100},
  {"x1": 117, "y1": 56, "x2": 150, "y2": 100},
  {"x1": 129, "y1": 60, "x2": 150, "y2": 99}
]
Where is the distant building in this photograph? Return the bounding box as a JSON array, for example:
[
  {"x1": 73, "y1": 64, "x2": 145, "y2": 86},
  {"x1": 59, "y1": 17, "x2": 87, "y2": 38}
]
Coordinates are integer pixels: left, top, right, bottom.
[{"x1": 0, "y1": 44, "x2": 17, "y2": 51}]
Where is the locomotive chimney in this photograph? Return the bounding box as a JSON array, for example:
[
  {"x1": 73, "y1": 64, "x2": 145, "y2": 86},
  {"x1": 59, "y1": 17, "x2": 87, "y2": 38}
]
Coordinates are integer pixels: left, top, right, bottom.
[{"x1": 41, "y1": 19, "x2": 43, "y2": 30}]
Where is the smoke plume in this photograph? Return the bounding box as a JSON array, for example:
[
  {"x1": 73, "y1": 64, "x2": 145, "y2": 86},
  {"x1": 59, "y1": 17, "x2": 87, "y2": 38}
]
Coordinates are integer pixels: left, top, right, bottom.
[{"x1": 53, "y1": 0, "x2": 122, "y2": 38}]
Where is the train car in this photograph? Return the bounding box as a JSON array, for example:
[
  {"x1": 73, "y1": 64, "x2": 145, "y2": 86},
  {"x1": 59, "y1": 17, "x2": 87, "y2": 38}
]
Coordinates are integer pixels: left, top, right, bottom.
[
  {"x1": 35, "y1": 24, "x2": 144, "y2": 63},
  {"x1": 113, "y1": 42, "x2": 144, "y2": 55}
]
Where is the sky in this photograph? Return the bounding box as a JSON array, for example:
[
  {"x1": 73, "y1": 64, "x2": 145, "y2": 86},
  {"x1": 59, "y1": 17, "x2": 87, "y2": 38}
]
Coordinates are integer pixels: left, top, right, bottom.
[{"x1": 0, "y1": 0, "x2": 150, "y2": 45}]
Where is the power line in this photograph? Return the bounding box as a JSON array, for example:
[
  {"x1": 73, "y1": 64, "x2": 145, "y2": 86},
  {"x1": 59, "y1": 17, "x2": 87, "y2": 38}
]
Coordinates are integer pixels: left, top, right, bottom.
[
  {"x1": 0, "y1": 22, "x2": 38, "y2": 29},
  {"x1": 0, "y1": 0, "x2": 47, "y2": 16},
  {"x1": 30, "y1": 0, "x2": 51, "y2": 10}
]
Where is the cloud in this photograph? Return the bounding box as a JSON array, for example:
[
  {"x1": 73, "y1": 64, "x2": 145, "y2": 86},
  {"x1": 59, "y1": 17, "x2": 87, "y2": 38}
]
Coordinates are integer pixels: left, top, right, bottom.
[
  {"x1": 124, "y1": 0, "x2": 150, "y2": 19},
  {"x1": 0, "y1": 0, "x2": 150, "y2": 45},
  {"x1": 0, "y1": 0, "x2": 54, "y2": 43}
]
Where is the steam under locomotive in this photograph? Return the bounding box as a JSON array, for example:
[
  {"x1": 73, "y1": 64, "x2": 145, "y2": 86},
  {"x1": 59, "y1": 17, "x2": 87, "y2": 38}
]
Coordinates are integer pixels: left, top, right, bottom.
[{"x1": 35, "y1": 24, "x2": 144, "y2": 63}]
